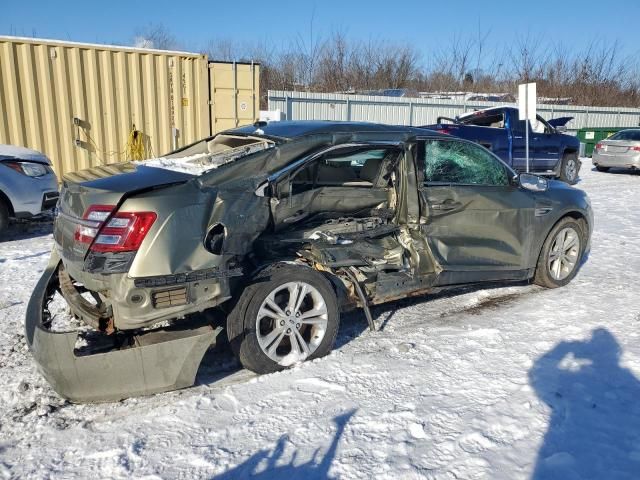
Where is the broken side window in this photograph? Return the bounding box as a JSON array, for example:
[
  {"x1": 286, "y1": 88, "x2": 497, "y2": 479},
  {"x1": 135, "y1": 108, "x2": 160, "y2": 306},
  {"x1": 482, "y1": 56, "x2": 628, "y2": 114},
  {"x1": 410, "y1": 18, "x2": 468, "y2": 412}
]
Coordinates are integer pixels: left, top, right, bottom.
[{"x1": 423, "y1": 140, "x2": 509, "y2": 186}]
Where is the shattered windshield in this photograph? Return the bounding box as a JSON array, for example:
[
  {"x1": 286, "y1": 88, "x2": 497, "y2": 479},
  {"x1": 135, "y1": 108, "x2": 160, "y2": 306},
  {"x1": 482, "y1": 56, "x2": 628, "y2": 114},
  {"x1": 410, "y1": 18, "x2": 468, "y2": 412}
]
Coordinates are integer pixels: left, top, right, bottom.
[
  {"x1": 137, "y1": 134, "x2": 275, "y2": 175},
  {"x1": 423, "y1": 140, "x2": 509, "y2": 185}
]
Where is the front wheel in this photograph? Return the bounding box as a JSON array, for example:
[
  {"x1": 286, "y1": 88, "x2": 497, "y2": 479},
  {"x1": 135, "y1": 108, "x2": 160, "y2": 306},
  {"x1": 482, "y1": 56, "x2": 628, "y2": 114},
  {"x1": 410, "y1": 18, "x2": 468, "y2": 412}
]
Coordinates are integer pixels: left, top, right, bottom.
[
  {"x1": 559, "y1": 153, "x2": 580, "y2": 184},
  {"x1": 227, "y1": 265, "x2": 340, "y2": 374},
  {"x1": 534, "y1": 217, "x2": 585, "y2": 288}
]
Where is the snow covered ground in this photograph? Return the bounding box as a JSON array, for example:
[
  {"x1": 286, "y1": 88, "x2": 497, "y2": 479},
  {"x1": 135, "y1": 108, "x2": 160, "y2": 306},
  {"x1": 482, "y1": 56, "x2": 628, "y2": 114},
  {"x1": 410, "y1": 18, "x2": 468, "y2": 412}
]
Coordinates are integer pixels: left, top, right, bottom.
[{"x1": 1, "y1": 164, "x2": 639, "y2": 479}]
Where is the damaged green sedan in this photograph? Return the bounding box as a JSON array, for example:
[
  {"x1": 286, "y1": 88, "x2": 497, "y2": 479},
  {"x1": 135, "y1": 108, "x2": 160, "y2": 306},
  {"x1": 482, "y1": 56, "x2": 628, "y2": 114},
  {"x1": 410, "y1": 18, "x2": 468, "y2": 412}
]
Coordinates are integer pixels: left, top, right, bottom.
[{"x1": 26, "y1": 121, "x2": 593, "y2": 402}]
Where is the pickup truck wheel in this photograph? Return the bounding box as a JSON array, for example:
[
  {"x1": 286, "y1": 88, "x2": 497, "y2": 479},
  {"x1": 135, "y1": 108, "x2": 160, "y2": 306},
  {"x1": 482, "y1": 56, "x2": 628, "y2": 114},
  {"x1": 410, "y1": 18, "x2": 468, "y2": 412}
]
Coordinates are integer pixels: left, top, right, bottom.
[
  {"x1": 227, "y1": 265, "x2": 340, "y2": 374},
  {"x1": 534, "y1": 217, "x2": 584, "y2": 288},
  {"x1": 559, "y1": 153, "x2": 579, "y2": 184},
  {"x1": 595, "y1": 165, "x2": 610, "y2": 172},
  {"x1": 0, "y1": 198, "x2": 9, "y2": 235}
]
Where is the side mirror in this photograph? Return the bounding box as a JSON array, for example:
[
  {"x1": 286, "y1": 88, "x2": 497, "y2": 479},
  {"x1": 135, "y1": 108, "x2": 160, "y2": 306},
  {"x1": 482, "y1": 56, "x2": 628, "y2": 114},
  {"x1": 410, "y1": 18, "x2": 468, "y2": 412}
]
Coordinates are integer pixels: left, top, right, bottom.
[
  {"x1": 519, "y1": 173, "x2": 548, "y2": 192},
  {"x1": 555, "y1": 125, "x2": 567, "y2": 133}
]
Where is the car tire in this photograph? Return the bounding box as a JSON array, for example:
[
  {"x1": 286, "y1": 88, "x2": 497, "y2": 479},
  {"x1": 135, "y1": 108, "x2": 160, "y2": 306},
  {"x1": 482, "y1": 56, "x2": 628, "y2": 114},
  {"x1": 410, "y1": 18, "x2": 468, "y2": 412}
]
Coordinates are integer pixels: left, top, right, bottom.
[
  {"x1": 0, "y1": 198, "x2": 9, "y2": 236},
  {"x1": 595, "y1": 165, "x2": 610, "y2": 172},
  {"x1": 559, "y1": 153, "x2": 579, "y2": 184},
  {"x1": 227, "y1": 264, "x2": 340, "y2": 374},
  {"x1": 534, "y1": 217, "x2": 585, "y2": 289}
]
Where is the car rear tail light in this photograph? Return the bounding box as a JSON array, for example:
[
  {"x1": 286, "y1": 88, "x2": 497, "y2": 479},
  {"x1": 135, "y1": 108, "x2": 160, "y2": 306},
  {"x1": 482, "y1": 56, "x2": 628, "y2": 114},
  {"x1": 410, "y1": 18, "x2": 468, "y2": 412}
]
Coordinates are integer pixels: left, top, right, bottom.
[
  {"x1": 74, "y1": 205, "x2": 114, "y2": 244},
  {"x1": 92, "y1": 212, "x2": 157, "y2": 252},
  {"x1": 630, "y1": 146, "x2": 640, "y2": 152},
  {"x1": 595, "y1": 143, "x2": 603, "y2": 151},
  {"x1": 74, "y1": 205, "x2": 156, "y2": 253}
]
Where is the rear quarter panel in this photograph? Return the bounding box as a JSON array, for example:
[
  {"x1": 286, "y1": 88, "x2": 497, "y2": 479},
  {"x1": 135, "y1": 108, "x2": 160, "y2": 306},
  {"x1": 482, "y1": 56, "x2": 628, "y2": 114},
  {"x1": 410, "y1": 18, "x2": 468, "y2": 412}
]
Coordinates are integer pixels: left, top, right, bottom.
[
  {"x1": 125, "y1": 179, "x2": 272, "y2": 279},
  {"x1": 123, "y1": 182, "x2": 216, "y2": 278}
]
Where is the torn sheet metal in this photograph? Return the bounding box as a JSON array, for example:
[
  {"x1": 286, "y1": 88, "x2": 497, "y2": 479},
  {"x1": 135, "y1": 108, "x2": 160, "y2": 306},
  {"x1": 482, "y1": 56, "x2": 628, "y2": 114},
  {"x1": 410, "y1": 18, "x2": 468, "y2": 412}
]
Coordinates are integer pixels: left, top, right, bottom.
[{"x1": 25, "y1": 251, "x2": 220, "y2": 403}]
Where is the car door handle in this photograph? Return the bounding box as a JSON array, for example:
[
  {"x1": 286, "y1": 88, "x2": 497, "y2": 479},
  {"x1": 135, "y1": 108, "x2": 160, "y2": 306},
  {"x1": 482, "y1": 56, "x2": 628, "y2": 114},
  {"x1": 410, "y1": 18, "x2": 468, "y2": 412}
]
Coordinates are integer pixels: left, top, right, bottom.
[
  {"x1": 431, "y1": 201, "x2": 461, "y2": 211},
  {"x1": 283, "y1": 210, "x2": 309, "y2": 223}
]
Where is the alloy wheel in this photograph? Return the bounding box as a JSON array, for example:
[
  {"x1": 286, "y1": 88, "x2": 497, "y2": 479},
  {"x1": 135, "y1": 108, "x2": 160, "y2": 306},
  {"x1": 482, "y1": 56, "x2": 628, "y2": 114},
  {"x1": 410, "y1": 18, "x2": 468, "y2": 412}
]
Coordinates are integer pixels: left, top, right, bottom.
[
  {"x1": 255, "y1": 281, "x2": 328, "y2": 365},
  {"x1": 548, "y1": 227, "x2": 581, "y2": 281}
]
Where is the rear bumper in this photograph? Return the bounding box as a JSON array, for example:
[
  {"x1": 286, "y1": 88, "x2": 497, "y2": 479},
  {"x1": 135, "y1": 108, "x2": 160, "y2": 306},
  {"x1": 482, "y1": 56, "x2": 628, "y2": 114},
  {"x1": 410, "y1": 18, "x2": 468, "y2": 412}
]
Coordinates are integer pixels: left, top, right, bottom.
[
  {"x1": 58, "y1": 255, "x2": 234, "y2": 331},
  {"x1": 592, "y1": 152, "x2": 640, "y2": 169},
  {"x1": 25, "y1": 250, "x2": 222, "y2": 403}
]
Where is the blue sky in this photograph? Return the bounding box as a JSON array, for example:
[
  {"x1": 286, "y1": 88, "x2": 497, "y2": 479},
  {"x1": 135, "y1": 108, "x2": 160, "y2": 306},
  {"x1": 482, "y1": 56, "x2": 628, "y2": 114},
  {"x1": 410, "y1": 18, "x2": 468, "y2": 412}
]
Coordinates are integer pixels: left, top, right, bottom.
[{"x1": 1, "y1": 0, "x2": 638, "y2": 63}]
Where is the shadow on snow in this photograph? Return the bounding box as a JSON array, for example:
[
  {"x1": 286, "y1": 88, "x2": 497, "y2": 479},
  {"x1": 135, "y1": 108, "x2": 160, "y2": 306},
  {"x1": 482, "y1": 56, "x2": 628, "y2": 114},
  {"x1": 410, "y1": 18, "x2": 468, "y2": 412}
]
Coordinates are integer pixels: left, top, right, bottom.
[
  {"x1": 529, "y1": 328, "x2": 640, "y2": 480},
  {"x1": 196, "y1": 280, "x2": 535, "y2": 386},
  {"x1": 0, "y1": 218, "x2": 53, "y2": 243},
  {"x1": 211, "y1": 409, "x2": 355, "y2": 480}
]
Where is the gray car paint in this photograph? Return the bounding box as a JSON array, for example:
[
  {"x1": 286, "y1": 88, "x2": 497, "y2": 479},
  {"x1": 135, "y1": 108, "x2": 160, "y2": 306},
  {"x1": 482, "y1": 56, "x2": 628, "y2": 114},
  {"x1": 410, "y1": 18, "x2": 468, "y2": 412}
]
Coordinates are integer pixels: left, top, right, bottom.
[
  {"x1": 26, "y1": 121, "x2": 593, "y2": 402},
  {"x1": 592, "y1": 130, "x2": 640, "y2": 170}
]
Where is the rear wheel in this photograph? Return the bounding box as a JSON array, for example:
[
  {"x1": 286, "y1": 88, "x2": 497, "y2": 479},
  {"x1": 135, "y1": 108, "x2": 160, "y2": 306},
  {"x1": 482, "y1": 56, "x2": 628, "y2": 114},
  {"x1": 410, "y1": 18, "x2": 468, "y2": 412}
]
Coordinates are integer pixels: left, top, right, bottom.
[
  {"x1": 534, "y1": 217, "x2": 584, "y2": 288},
  {"x1": 559, "y1": 153, "x2": 579, "y2": 184},
  {"x1": 0, "y1": 199, "x2": 9, "y2": 236},
  {"x1": 595, "y1": 165, "x2": 610, "y2": 172},
  {"x1": 227, "y1": 264, "x2": 340, "y2": 374}
]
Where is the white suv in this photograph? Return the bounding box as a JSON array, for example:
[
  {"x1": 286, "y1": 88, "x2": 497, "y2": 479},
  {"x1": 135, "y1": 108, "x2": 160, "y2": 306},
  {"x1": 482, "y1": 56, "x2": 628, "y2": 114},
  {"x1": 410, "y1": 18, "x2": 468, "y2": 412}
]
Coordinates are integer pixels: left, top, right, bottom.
[{"x1": 0, "y1": 145, "x2": 59, "y2": 234}]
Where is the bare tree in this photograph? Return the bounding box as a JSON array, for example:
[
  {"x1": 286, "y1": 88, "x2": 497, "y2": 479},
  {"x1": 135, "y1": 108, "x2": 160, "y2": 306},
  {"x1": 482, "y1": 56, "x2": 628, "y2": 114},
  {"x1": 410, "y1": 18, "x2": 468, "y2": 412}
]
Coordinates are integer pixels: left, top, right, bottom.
[
  {"x1": 132, "y1": 24, "x2": 179, "y2": 50},
  {"x1": 194, "y1": 27, "x2": 640, "y2": 108}
]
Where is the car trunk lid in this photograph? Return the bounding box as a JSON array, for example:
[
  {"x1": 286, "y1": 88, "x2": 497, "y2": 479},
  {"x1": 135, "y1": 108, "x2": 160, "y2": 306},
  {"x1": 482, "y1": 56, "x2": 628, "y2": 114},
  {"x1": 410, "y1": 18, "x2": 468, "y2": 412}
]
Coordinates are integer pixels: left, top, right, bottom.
[
  {"x1": 600, "y1": 140, "x2": 640, "y2": 155},
  {"x1": 55, "y1": 162, "x2": 194, "y2": 264}
]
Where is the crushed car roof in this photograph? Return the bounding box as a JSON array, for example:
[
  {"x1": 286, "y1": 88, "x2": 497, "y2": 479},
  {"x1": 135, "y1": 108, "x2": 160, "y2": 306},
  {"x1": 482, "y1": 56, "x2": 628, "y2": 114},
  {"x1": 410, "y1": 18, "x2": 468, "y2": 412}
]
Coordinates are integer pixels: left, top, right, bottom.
[{"x1": 229, "y1": 121, "x2": 435, "y2": 139}]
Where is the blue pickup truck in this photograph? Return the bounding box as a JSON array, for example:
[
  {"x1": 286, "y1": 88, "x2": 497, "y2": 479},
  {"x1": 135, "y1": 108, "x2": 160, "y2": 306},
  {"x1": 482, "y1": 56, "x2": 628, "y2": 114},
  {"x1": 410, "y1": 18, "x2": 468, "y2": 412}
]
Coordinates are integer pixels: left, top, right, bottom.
[{"x1": 422, "y1": 106, "x2": 580, "y2": 184}]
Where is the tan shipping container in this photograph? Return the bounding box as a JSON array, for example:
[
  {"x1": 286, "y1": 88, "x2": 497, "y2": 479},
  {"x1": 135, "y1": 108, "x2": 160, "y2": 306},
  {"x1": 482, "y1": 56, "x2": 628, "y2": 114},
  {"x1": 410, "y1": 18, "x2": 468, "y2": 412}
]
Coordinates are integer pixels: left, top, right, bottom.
[
  {"x1": 0, "y1": 36, "x2": 260, "y2": 178},
  {"x1": 209, "y1": 61, "x2": 259, "y2": 133}
]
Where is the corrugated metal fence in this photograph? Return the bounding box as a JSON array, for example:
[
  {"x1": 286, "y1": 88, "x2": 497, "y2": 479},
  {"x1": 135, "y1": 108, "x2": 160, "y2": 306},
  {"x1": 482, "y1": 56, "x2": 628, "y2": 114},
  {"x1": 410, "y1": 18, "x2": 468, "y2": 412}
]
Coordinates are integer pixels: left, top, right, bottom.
[
  {"x1": 0, "y1": 36, "x2": 259, "y2": 178},
  {"x1": 268, "y1": 90, "x2": 640, "y2": 131}
]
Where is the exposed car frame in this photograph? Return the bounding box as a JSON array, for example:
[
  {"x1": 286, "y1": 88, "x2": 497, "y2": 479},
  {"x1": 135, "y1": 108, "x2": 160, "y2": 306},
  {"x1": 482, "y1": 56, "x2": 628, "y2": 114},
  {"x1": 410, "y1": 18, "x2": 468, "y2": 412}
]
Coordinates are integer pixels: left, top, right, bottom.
[{"x1": 26, "y1": 121, "x2": 593, "y2": 402}]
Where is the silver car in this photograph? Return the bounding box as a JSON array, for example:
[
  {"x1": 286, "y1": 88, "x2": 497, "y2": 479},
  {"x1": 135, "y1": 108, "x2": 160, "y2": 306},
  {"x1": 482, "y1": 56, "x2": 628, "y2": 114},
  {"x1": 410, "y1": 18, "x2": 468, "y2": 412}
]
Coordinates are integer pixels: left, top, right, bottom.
[
  {"x1": 592, "y1": 129, "x2": 640, "y2": 172},
  {"x1": 0, "y1": 145, "x2": 59, "y2": 234}
]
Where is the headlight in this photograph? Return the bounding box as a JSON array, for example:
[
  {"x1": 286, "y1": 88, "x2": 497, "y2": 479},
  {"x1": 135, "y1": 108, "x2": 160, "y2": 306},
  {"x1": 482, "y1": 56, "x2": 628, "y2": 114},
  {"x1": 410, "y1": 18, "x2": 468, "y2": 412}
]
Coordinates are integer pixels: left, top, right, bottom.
[{"x1": 3, "y1": 161, "x2": 49, "y2": 177}]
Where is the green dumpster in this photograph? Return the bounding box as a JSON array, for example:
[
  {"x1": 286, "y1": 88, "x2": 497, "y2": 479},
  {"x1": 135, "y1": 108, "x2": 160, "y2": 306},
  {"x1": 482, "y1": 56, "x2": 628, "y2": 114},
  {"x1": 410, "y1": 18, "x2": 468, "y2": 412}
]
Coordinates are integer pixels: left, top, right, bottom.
[{"x1": 577, "y1": 127, "x2": 626, "y2": 157}]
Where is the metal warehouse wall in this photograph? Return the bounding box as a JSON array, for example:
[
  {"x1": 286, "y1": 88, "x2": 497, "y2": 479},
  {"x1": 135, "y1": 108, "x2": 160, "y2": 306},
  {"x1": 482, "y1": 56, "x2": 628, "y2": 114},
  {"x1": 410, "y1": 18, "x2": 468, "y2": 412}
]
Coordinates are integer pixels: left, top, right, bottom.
[
  {"x1": 0, "y1": 36, "x2": 260, "y2": 177},
  {"x1": 268, "y1": 90, "x2": 640, "y2": 131}
]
